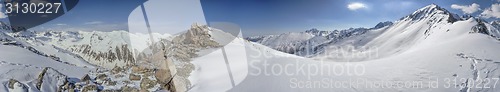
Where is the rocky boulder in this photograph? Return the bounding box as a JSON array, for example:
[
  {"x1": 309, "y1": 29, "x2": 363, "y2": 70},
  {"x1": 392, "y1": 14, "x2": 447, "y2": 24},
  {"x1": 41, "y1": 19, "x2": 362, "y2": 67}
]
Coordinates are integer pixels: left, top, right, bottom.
[
  {"x1": 36, "y1": 67, "x2": 69, "y2": 92},
  {"x1": 129, "y1": 74, "x2": 141, "y2": 81},
  {"x1": 140, "y1": 78, "x2": 157, "y2": 90},
  {"x1": 81, "y1": 84, "x2": 98, "y2": 92},
  {"x1": 7, "y1": 79, "x2": 28, "y2": 92}
]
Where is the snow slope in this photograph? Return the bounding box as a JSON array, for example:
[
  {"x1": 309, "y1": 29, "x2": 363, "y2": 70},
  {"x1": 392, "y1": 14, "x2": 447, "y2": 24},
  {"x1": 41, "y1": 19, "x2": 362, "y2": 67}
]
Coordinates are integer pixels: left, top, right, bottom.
[
  {"x1": 221, "y1": 31, "x2": 500, "y2": 92},
  {"x1": 192, "y1": 4, "x2": 500, "y2": 92},
  {"x1": 189, "y1": 20, "x2": 500, "y2": 92},
  {"x1": 0, "y1": 30, "x2": 93, "y2": 92}
]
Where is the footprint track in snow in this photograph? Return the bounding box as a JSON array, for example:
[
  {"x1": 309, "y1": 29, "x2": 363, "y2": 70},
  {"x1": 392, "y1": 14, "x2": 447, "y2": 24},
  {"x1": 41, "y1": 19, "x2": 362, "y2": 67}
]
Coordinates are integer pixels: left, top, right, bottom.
[
  {"x1": 0, "y1": 60, "x2": 42, "y2": 69},
  {"x1": 456, "y1": 53, "x2": 500, "y2": 92}
]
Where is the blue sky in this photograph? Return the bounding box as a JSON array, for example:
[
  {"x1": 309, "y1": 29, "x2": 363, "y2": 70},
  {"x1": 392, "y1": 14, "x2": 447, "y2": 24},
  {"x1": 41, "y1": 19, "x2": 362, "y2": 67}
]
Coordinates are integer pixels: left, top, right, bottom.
[
  {"x1": 26, "y1": 0, "x2": 500, "y2": 37},
  {"x1": 29, "y1": 0, "x2": 144, "y2": 32}
]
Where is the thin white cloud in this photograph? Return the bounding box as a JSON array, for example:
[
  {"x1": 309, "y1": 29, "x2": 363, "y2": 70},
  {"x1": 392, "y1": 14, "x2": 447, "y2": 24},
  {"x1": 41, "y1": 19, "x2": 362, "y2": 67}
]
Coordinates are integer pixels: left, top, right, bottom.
[
  {"x1": 481, "y1": 3, "x2": 500, "y2": 18},
  {"x1": 451, "y1": 3, "x2": 481, "y2": 14},
  {"x1": 55, "y1": 23, "x2": 67, "y2": 26},
  {"x1": 347, "y1": 2, "x2": 366, "y2": 11},
  {"x1": 84, "y1": 21, "x2": 103, "y2": 25}
]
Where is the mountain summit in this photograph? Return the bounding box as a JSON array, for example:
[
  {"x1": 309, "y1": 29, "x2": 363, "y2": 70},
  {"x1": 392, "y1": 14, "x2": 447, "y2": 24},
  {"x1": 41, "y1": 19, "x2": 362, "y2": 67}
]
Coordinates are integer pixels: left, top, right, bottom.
[{"x1": 401, "y1": 4, "x2": 461, "y2": 23}]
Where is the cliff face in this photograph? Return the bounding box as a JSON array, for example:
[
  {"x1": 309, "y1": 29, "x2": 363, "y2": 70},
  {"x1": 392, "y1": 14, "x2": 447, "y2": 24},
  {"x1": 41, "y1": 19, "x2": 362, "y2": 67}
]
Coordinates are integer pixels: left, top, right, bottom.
[
  {"x1": 69, "y1": 44, "x2": 136, "y2": 68},
  {"x1": 123, "y1": 23, "x2": 224, "y2": 92}
]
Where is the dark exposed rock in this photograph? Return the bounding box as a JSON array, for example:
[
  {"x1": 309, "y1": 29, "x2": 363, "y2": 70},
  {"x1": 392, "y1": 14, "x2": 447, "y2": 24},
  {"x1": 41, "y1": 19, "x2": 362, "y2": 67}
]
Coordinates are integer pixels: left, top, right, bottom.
[
  {"x1": 471, "y1": 18, "x2": 490, "y2": 35},
  {"x1": 8, "y1": 79, "x2": 20, "y2": 89},
  {"x1": 106, "y1": 80, "x2": 117, "y2": 86},
  {"x1": 69, "y1": 44, "x2": 135, "y2": 68},
  {"x1": 120, "y1": 86, "x2": 139, "y2": 92},
  {"x1": 129, "y1": 74, "x2": 141, "y2": 81},
  {"x1": 115, "y1": 74, "x2": 125, "y2": 78},
  {"x1": 7, "y1": 79, "x2": 28, "y2": 91},
  {"x1": 131, "y1": 66, "x2": 148, "y2": 74},
  {"x1": 140, "y1": 78, "x2": 157, "y2": 90},
  {"x1": 61, "y1": 82, "x2": 75, "y2": 92},
  {"x1": 111, "y1": 66, "x2": 123, "y2": 74},
  {"x1": 81, "y1": 74, "x2": 92, "y2": 83},
  {"x1": 97, "y1": 74, "x2": 108, "y2": 81},
  {"x1": 155, "y1": 69, "x2": 172, "y2": 84},
  {"x1": 373, "y1": 21, "x2": 393, "y2": 29},
  {"x1": 81, "y1": 84, "x2": 98, "y2": 92},
  {"x1": 36, "y1": 67, "x2": 68, "y2": 92},
  {"x1": 101, "y1": 89, "x2": 120, "y2": 92}
]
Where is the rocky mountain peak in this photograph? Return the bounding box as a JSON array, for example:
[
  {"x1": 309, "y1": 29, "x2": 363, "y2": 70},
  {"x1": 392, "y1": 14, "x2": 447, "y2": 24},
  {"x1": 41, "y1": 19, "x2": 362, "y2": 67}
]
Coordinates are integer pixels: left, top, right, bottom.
[
  {"x1": 373, "y1": 21, "x2": 393, "y2": 29},
  {"x1": 305, "y1": 28, "x2": 331, "y2": 36},
  {"x1": 491, "y1": 20, "x2": 500, "y2": 27},
  {"x1": 190, "y1": 23, "x2": 209, "y2": 31},
  {"x1": 305, "y1": 28, "x2": 320, "y2": 33},
  {"x1": 402, "y1": 4, "x2": 461, "y2": 23}
]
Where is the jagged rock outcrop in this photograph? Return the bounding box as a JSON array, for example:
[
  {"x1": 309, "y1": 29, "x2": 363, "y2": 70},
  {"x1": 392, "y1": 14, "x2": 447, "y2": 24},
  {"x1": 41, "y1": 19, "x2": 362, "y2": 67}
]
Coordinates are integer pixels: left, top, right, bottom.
[
  {"x1": 122, "y1": 23, "x2": 223, "y2": 92},
  {"x1": 1, "y1": 22, "x2": 227, "y2": 92},
  {"x1": 69, "y1": 44, "x2": 135, "y2": 68},
  {"x1": 172, "y1": 23, "x2": 220, "y2": 48},
  {"x1": 373, "y1": 21, "x2": 393, "y2": 29},
  {"x1": 129, "y1": 74, "x2": 141, "y2": 81},
  {"x1": 120, "y1": 86, "x2": 139, "y2": 92},
  {"x1": 469, "y1": 18, "x2": 500, "y2": 39},
  {"x1": 140, "y1": 78, "x2": 157, "y2": 90},
  {"x1": 36, "y1": 67, "x2": 69, "y2": 92},
  {"x1": 81, "y1": 74, "x2": 92, "y2": 83},
  {"x1": 491, "y1": 20, "x2": 500, "y2": 29},
  {"x1": 7, "y1": 79, "x2": 28, "y2": 92},
  {"x1": 471, "y1": 18, "x2": 490, "y2": 34},
  {"x1": 81, "y1": 84, "x2": 98, "y2": 92},
  {"x1": 401, "y1": 4, "x2": 461, "y2": 23}
]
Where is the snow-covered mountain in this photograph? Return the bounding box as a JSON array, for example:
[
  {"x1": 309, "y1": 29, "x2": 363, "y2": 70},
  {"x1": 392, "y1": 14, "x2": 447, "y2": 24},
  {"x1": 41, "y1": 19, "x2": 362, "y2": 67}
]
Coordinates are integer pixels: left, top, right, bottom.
[
  {"x1": 0, "y1": 28, "x2": 95, "y2": 92},
  {"x1": 247, "y1": 4, "x2": 500, "y2": 61},
  {"x1": 217, "y1": 4, "x2": 500, "y2": 92},
  {"x1": 1, "y1": 3, "x2": 500, "y2": 92},
  {"x1": 246, "y1": 21, "x2": 393, "y2": 57},
  {"x1": 0, "y1": 23, "x2": 235, "y2": 91},
  {"x1": 27, "y1": 30, "x2": 171, "y2": 68},
  {"x1": 1, "y1": 29, "x2": 174, "y2": 69}
]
